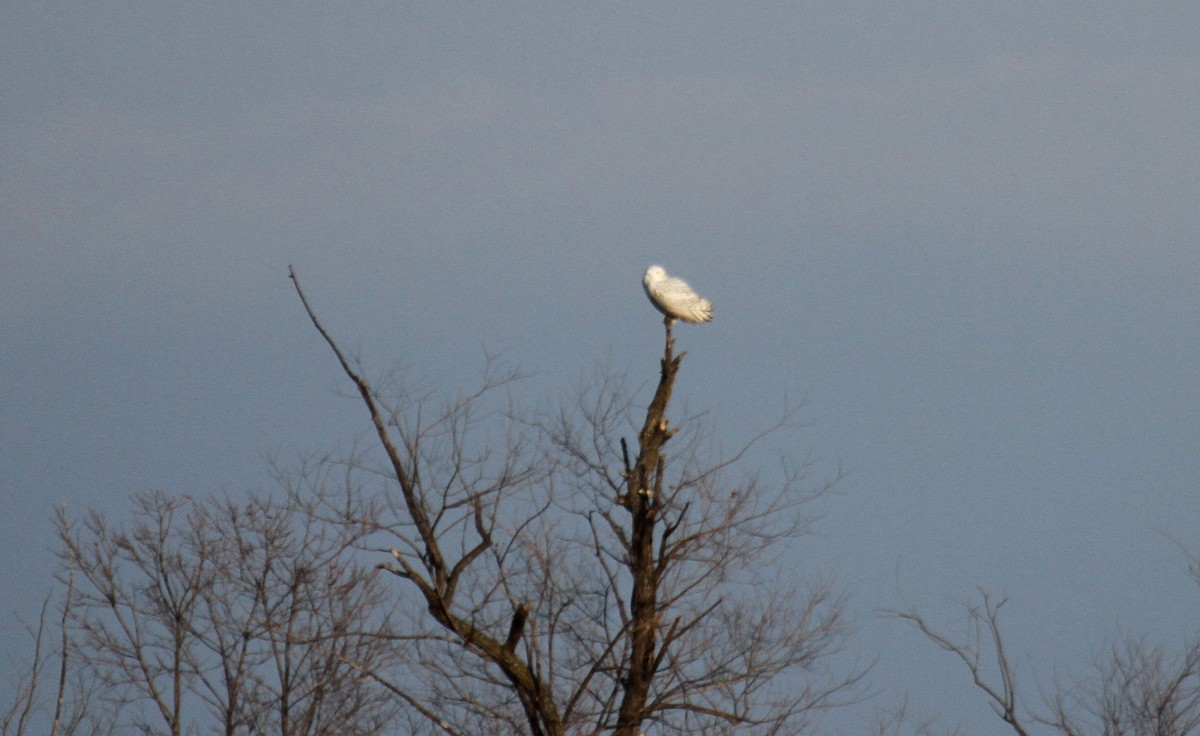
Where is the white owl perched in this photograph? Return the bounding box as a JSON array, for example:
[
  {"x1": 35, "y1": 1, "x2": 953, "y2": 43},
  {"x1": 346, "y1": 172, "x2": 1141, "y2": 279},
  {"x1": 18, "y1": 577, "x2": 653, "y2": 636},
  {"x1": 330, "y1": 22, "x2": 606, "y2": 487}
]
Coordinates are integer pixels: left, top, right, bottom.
[{"x1": 642, "y1": 265, "x2": 713, "y2": 325}]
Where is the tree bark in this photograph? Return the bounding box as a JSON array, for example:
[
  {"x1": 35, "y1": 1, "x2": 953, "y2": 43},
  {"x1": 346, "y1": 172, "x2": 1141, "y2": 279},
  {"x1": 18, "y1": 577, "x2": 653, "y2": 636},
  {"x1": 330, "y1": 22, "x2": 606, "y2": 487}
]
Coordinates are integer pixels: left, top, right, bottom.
[{"x1": 614, "y1": 330, "x2": 682, "y2": 735}]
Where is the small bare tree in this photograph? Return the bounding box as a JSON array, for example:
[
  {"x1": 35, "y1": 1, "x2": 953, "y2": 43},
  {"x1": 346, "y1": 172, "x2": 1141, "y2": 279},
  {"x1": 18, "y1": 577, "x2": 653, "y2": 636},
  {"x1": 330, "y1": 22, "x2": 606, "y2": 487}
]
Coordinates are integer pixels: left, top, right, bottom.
[
  {"x1": 1050, "y1": 636, "x2": 1200, "y2": 736},
  {"x1": 289, "y1": 267, "x2": 859, "y2": 735},
  {"x1": 2, "y1": 581, "x2": 116, "y2": 736},
  {"x1": 54, "y1": 489, "x2": 401, "y2": 735},
  {"x1": 895, "y1": 584, "x2": 1200, "y2": 736}
]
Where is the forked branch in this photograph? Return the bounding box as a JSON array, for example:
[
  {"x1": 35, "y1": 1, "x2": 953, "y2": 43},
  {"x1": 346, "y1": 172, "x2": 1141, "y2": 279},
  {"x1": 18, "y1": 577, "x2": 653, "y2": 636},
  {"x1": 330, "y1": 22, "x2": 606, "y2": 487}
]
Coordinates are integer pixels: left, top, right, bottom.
[
  {"x1": 890, "y1": 591, "x2": 1030, "y2": 736},
  {"x1": 288, "y1": 266, "x2": 560, "y2": 736}
]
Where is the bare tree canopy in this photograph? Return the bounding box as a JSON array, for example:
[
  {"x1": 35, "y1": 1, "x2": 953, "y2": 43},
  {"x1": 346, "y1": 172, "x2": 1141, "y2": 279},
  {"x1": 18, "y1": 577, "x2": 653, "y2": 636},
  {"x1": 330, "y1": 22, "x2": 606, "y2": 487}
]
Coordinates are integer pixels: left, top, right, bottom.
[
  {"x1": 3, "y1": 270, "x2": 856, "y2": 736},
  {"x1": 287, "y1": 266, "x2": 857, "y2": 735},
  {"x1": 8, "y1": 268, "x2": 1199, "y2": 736},
  {"x1": 49, "y1": 489, "x2": 401, "y2": 736}
]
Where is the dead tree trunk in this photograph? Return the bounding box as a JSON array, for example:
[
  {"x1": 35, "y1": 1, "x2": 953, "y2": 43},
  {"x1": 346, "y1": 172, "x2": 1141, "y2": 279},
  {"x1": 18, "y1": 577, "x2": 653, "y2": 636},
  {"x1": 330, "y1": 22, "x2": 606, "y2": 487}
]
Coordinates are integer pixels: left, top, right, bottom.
[{"x1": 613, "y1": 329, "x2": 682, "y2": 735}]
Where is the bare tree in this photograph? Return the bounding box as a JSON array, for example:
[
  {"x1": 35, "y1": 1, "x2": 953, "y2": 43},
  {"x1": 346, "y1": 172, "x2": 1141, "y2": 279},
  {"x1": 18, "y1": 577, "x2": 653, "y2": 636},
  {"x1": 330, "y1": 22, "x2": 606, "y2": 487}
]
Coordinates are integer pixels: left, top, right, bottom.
[
  {"x1": 1044, "y1": 635, "x2": 1200, "y2": 736},
  {"x1": 289, "y1": 267, "x2": 859, "y2": 735},
  {"x1": 895, "y1": 585, "x2": 1200, "y2": 736},
  {"x1": 54, "y1": 489, "x2": 401, "y2": 735},
  {"x1": 2, "y1": 581, "x2": 116, "y2": 736},
  {"x1": 56, "y1": 492, "x2": 204, "y2": 736}
]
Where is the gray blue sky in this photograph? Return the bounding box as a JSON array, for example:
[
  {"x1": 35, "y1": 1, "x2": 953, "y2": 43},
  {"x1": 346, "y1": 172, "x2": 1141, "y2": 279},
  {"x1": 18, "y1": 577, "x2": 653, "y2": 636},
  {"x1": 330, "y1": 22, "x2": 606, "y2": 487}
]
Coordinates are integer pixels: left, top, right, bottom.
[{"x1": 3, "y1": 4, "x2": 1199, "y2": 732}]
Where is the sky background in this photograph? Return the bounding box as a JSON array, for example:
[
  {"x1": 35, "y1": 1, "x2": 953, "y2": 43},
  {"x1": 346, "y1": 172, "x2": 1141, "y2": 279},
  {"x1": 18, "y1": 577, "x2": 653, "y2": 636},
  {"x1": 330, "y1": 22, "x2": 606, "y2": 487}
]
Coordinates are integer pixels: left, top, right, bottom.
[{"x1": 3, "y1": 3, "x2": 1199, "y2": 733}]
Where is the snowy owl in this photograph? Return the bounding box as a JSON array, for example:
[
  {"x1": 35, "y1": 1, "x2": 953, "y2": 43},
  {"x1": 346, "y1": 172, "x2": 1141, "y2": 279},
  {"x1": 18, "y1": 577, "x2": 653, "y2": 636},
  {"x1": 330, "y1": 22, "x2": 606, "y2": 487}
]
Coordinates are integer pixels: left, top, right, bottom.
[{"x1": 642, "y1": 265, "x2": 713, "y2": 325}]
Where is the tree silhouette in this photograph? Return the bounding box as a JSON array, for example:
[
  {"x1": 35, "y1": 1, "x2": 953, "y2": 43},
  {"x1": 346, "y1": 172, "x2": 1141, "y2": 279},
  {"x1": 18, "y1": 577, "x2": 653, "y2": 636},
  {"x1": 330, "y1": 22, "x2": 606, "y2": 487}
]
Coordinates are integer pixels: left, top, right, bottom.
[
  {"x1": 289, "y1": 267, "x2": 857, "y2": 735},
  {"x1": 2, "y1": 270, "x2": 857, "y2": 736},
  {"x1": 895, "y1": 579, "x2": 1200, "y2": 736},
  {"x1": 51, "y1": 490, "x2": 400, "y2": 735}
]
